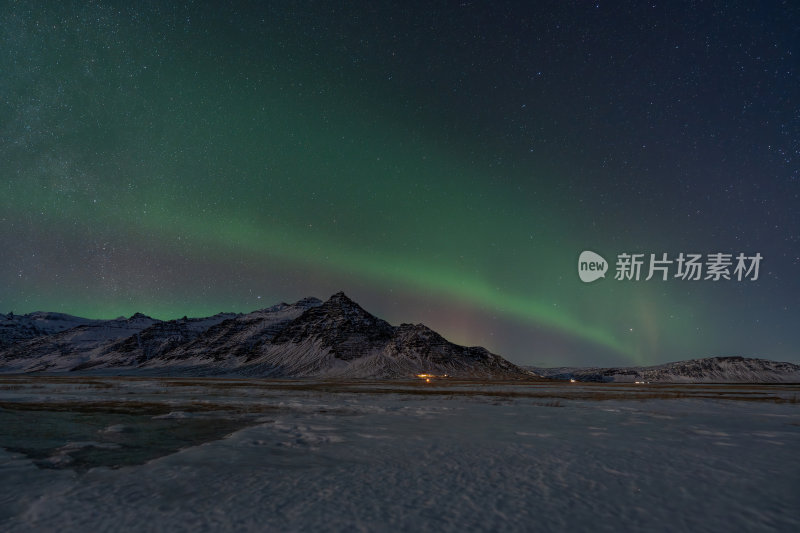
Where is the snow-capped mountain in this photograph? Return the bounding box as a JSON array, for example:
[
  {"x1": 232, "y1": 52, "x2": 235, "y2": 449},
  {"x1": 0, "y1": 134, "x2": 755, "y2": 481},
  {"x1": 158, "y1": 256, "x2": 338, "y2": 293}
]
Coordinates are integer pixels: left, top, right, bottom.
[
  {"x1": 0, "y1": 311, "x2": 103, "y2": 349},
  {"x1": 0, "y1": 293, "x2": 526, "y2": 378},
  {"x1": 0, "y1": 313, "x2": 161, "y2": 372},
  {"x1": 5, "y1": 296, "x2": 794, "y2": 382},
  {"x1": 73, "y1": 311, "x2": 243, "y2": 370},
  {"x1": 530, "y1": 356, "x2": 800, "y2": 383},
  {"x1": 132, "y1": 297, "x2": 324, "y2": 372}
]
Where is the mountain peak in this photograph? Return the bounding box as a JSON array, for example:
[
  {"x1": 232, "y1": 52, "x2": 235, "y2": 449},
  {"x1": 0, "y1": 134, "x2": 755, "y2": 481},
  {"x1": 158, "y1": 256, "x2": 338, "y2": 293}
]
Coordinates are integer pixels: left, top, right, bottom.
[
  {"x1": 318, "y1": 292, "x2": 370, "y2": 316},
  {"x1": 129, "y1": 312, "x2": 151, "y2": 320},
  {"x1": 294, "y1": 297, "x2": 323, "y2": 308},
  {"x1": 318, "y1": 292, "x2": 376, "y2": 321},
  {"x1": 327, "y1": 291, "x2": 353, "y2": 303},
  {"x1": 271, "y1": 291, "x2": 395, "y2": 360}
]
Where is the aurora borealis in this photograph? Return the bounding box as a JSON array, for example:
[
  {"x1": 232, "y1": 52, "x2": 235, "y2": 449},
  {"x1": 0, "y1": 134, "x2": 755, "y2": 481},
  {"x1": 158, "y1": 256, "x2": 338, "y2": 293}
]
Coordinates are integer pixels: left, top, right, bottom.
[{"x1": 1, "y1": 2, "x2": 798, "y2": 366}]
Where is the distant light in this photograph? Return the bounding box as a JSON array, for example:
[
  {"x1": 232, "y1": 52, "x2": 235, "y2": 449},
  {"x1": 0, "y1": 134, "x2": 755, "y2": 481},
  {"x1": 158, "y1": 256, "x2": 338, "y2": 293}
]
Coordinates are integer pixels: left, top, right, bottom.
[
  {"x1": 569, "y1": 378, "x2": 576, "y2": 383},
  {"x1": 416, "y1": 373, "x2": 448, "y2": 381}
]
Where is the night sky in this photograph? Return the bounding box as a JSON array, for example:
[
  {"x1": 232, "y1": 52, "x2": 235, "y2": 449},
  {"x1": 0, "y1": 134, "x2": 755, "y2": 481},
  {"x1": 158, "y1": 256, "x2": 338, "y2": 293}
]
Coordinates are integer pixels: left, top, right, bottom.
[{"x1": 2, "y1": 1, "x2": 798, "y2": 366}]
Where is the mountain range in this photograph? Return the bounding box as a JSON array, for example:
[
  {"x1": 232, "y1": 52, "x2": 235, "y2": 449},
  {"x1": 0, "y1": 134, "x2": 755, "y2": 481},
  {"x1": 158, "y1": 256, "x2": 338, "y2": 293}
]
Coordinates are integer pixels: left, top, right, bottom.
[
  {"x1": 529, "y1": 357, "x2": 800, "y2": 383},
  {"x1": 0, "y1": 292, "x2": 524, "y2": 378},
  {"x1": 2, "y1": 293, "x2": 797, "y2": 382}
]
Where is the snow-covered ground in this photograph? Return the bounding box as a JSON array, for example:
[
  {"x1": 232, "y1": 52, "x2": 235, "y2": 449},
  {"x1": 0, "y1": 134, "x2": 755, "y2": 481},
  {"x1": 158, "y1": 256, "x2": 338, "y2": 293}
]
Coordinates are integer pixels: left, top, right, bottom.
[{"x1": 0, "y1": 377, "x2": 798, "y2": 532}]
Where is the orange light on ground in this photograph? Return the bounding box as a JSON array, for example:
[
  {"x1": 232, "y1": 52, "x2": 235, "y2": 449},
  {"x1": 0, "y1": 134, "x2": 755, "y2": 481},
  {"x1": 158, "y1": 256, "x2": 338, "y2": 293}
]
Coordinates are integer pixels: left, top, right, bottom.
[{"x1": 416, "y1": 373, "x2": 449, "y2": 381}]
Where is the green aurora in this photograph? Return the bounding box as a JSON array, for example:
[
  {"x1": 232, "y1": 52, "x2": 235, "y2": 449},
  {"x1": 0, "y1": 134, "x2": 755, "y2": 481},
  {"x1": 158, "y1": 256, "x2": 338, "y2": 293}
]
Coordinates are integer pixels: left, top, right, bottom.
[{"x1": 2, "y1": 2, "x2": 797, "y2": 366}]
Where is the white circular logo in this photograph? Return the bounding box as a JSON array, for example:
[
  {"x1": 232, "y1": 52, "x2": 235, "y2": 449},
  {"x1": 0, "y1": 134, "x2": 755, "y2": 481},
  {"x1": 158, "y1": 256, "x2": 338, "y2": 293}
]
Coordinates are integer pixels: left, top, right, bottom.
[{"x1": 578, "y1": 251, "x2": 608, "y2": 283}]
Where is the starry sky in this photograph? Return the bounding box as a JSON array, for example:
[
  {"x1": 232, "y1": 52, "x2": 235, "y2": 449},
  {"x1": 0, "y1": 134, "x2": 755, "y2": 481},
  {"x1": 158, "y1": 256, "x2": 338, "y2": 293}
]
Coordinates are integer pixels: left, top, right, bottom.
[{"x1": 1, "y1": 1, "x2": 798, "y2": 366}]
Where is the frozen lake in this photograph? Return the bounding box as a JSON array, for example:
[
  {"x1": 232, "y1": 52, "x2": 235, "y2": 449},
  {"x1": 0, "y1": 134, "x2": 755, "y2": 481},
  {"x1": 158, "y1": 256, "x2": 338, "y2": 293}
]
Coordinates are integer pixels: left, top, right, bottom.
[{"x1": 1, "y1": 376, "x2": 798, "y2": 532}]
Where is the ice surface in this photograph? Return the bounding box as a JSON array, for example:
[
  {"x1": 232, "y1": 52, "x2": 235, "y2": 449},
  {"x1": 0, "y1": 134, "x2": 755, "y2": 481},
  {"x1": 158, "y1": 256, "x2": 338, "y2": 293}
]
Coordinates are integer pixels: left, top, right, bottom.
[{"x1": 0, "y1": 377, "x2": 798, "y2": 532}]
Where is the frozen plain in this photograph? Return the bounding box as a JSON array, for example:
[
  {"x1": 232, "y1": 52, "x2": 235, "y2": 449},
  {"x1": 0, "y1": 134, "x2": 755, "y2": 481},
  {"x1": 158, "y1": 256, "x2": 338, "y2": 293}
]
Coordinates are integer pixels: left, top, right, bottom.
[{"x1": 0, "y1": 377, "x2": 798, "y2": 533}]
